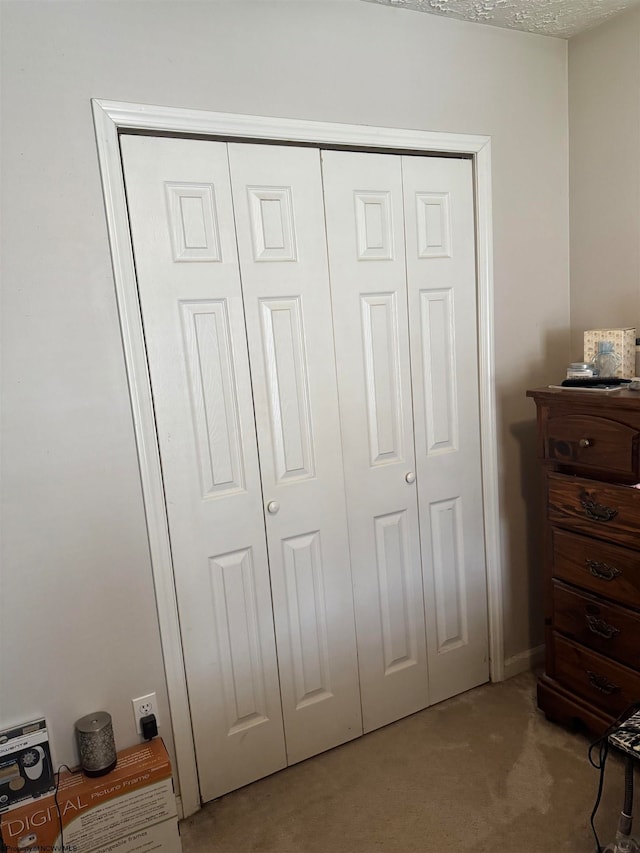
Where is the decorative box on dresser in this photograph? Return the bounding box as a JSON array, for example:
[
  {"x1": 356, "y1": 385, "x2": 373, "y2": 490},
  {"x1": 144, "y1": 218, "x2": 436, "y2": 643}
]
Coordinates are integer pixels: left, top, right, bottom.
[{"x1": 527, "y1": 387, "x2": 640, "y2": 733}]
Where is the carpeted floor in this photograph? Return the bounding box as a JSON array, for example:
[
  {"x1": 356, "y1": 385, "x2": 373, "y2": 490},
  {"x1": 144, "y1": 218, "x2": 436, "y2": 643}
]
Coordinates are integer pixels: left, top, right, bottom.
[{"x1": 180, "y1": 672, "x2": 626, "y2": 852}]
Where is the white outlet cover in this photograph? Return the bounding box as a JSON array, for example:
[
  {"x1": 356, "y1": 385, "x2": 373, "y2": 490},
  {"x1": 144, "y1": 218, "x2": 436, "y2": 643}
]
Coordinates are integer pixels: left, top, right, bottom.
[{"x1": 132, "y1": 693, "x2": 159, "y2": 734}]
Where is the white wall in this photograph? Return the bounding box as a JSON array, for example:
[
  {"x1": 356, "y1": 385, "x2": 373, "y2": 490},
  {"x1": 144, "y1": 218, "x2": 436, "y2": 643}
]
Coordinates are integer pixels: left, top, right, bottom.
[
  {"x1": 568, "y1": 6, "x2": 640, "y2": 356},
  {"x1": 1, "y1": 0, "x2": 569, "y2": 783}
]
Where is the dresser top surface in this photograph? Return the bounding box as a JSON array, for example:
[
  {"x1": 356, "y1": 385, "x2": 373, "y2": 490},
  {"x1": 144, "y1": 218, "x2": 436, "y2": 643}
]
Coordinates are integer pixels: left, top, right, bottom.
[{"x1": 527, "y1": 387, "x2": 640, "y2": 411}]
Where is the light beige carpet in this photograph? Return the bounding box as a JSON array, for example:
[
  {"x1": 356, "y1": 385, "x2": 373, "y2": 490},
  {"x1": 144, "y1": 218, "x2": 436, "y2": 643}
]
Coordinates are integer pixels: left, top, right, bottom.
[{"x1": 180, "y1": 672, "x2": 626, "y2": 853}]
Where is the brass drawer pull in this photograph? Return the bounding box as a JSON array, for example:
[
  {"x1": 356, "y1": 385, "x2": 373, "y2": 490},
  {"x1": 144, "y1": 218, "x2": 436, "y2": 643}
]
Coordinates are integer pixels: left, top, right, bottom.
[
  {"x1": 579, "y1": 438, "x2": 592, "y2": 448},
  {"x1": 587, "y1": 670, "x2": 620, "y2": 695},
  {"x1": 580, "y1": 497, "x2": 618, "y2": 523},
  {"x1": 586, "y1": 559, "x2": 622, "y2": 581},
  {"x1": 585, "y1": 612, "x2": 620, "y2": 639}
]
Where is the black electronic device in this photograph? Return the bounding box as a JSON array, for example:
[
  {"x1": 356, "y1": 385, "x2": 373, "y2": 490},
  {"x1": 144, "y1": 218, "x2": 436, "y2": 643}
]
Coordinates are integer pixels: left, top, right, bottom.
[
  {"x1": 140, "y1": 714, "x2": 158, "y2": 741},
  {"x1": 561, "y1": 377, "x2": 630, "y2": 388}
]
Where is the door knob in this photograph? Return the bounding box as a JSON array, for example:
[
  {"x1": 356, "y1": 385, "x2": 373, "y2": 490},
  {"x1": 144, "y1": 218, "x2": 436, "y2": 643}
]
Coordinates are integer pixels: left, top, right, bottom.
[
  {"x1": 405, "y1": 472, "x2": 416, "y2": 484},
  {"x1": 267, "y1": 501, "x2": 280, "y2": 514}
]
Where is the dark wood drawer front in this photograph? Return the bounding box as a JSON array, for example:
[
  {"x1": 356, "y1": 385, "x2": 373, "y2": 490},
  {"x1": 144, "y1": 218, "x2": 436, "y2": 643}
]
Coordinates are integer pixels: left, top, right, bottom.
[
  {"x1": 545, "y1": 414, "x2": 639, "y2": 477},
  {"x1": 553, "y1": 582, "x2": 640, "y2": 668},
  {"x1": 548, "y1": 472, "x2": 640, "y2": 548},
  {"x1": 554, "y1": 634, "x2": 640, "y2": 716},
  {"x1": 552, "y1": 528, "x2": 640, "y2": 609}
]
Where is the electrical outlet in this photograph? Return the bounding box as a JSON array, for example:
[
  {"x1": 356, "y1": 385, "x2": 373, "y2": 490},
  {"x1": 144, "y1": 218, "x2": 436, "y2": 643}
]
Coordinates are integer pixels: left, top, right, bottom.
[{"x1": 132, "y1": 693, "x2": 159, "y2": 734}]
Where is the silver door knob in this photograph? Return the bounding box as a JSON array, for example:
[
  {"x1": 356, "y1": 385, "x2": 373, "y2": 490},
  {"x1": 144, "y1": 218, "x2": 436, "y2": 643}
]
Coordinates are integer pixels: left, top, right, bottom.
[
  {"x1": 267, "y1": 501, "x2": 280, "y2": 514},
  {"x1": 405, "y1": 472, "x2": 416, "y2": 484}
]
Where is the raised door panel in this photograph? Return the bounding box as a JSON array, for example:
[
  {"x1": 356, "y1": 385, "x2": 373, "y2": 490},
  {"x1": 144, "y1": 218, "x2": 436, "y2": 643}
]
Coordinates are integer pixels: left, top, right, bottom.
[
  {"x1": 120, "y1": 135, "x2": 286, "y2": 803},
  {"x1": 402, "y1": 155, "x2": 489, "y2": 704},
  {"x1": 180, "y1": 300, "x2": 245, "y2": 498},
  {"x1": 258, "y1": 296, "x2": 315, "y2": 483},
  {"x1": 321, "y1": 149, "x2": 429, "y2": 733},
  {"x1": 227, "y1": 143, "x2": 362, "y2": 763}
]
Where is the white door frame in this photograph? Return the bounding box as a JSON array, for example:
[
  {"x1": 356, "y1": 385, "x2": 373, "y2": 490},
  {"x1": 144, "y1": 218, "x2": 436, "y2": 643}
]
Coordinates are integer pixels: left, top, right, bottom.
[{"x1": 92, "y1": 99, "x2": 504, "y2": 819}]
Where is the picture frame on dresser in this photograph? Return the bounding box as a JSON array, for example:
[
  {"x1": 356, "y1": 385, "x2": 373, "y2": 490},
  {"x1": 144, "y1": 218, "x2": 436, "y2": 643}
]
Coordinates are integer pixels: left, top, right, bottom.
[{"x1": 527, "y1": 387, "x2": 640, "y2": 734}]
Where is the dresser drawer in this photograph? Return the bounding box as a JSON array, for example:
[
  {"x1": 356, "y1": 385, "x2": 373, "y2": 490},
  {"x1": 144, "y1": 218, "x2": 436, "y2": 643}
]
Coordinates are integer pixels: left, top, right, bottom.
[
  {"x1": 553, "y1": 634, "x2": 640, "y2": 716},
  {"x1": 552, "y1": 528, "x2": 640, "y2": 609},
  {"x1": 553, "y1": 581, "x2": 640, "y2": 668},
  {"x1": 544, "y1": 413, "x2": 640, "y2": 477},
  {"x1": 548, "y1": 472, "x2": 640, "y2": 548}
]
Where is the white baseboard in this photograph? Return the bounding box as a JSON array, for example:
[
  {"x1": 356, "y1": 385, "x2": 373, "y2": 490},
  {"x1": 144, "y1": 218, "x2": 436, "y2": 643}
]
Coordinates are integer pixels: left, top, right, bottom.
[{"x1": 503, "y1": 644, "x2": 545, "y2": 680}]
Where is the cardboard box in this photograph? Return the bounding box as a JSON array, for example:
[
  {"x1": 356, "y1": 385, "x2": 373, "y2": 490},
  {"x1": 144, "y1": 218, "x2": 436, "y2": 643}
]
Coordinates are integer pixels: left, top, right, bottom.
[
  {"x1": 0, "y1": 740, "x2": 181, "y2": 853},
  {"x1": 584, "y1": 327, "x2": 636, "y2": 379},
  {"x1": 0, "y1": 720, "x2": 55, "y2": 813}
]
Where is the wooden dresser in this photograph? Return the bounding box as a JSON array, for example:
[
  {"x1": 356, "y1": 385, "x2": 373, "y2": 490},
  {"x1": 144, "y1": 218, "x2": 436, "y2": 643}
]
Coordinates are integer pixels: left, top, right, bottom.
[{"x1": 528, "y1": 387, "x2": 640, "y2": 733}]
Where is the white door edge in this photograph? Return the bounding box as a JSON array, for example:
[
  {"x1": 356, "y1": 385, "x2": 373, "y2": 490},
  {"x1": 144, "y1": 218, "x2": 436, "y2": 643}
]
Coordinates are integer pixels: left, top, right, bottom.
[{"x1": 91, "y1": 99, "x2": 504, "y2": 819}]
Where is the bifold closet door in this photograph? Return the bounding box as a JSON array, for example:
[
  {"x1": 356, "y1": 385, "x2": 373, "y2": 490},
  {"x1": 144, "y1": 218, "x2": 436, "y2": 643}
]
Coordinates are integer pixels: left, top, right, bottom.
[
  {"x1": 120, "y1": 135, "x2": 286, "y2": 802},
  {"x1": 322, "y1": 149, "x2": 489, "y2": 727},
  {"x1": 402, "y1": 155, "x2": 489, "y2": 702},
  {"x1": 226, "y1": 142, "x2": 362, "y2": 764},
  {"x1": 121, "y1": 135, "x2": 363, "y2": 803},
  {"x1": 321, "y1": 150, "x2": 430, "y2": 733}
]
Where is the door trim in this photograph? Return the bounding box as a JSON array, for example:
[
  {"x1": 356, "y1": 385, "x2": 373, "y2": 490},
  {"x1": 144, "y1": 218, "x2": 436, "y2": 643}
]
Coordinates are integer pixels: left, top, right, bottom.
[{"x1": 92, "y1": 99, "x2": 504, "y2": 818}]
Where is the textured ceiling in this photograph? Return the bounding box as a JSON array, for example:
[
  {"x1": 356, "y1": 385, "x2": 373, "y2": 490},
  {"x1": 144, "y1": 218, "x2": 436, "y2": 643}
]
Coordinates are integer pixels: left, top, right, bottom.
[{"x1": 363, "y1": 0, "x2": 640, "y2": 37}]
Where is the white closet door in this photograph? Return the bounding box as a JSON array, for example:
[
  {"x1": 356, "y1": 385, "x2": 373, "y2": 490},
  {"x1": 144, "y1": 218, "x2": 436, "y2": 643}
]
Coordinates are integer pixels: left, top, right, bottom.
[
  {"x1": 227, "y1": 143, "x2": 362, "y2": 763},
  {"x1": 321, "y1": 150, "x2": 430, "y2": 732},
  {"x1": 402, "y1": 155, "x2": 490, "y2": 703},
  {"x1": 120, "y1": 136, "x2": 286, "y2": 802}
]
